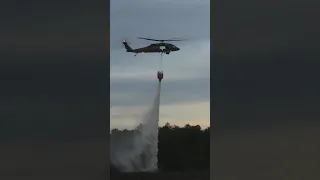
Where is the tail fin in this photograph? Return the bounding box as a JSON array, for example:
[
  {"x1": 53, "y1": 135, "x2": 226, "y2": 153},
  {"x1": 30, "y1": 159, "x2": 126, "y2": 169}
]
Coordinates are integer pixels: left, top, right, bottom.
[{"x1": 122, "y1": 40, "x2": 134, "y2": 52}]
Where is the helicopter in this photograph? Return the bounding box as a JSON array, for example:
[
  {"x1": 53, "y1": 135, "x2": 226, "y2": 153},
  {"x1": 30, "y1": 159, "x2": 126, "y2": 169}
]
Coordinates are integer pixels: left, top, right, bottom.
[{"x1": 122, "y1": 37, "x2": 183, "y2": 56}]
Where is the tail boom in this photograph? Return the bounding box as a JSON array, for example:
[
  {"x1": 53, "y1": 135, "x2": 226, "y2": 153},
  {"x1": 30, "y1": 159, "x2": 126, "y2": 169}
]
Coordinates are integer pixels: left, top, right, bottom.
[{"x1": 122, "y1": 41, "x2": 134, "y2": 52}]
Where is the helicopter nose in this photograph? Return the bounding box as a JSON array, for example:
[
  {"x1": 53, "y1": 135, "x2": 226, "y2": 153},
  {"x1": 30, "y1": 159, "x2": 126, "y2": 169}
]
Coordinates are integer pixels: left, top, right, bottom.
[{"x1": 176, "y1": 47, "x2": 180, "y2": 51}]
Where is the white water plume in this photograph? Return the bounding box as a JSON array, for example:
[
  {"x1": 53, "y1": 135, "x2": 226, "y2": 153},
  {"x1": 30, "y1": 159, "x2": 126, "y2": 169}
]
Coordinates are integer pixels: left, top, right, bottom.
[{"x1": 110, "y1": 82, "x2": 161, "y2": 172}]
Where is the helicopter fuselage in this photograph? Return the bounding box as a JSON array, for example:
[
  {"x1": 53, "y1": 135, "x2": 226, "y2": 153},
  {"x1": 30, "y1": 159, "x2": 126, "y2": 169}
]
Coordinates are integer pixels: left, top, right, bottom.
[{"x1": 123, "y1": 41, "x2": 180, "y2": 55}]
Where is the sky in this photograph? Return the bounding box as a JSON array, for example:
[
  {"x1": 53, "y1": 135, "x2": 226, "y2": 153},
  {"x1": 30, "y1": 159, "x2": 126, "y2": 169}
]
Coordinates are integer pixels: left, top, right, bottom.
[{"x1": 110, "y1": 0, "x2": 210, "y2": 130}]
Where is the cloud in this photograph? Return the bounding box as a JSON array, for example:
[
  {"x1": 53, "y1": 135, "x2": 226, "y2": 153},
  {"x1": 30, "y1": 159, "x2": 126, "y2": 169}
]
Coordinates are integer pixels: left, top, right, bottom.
[
  {"x1": 111, "y1": 40, "x2": 210, "y2": 81},
  {"x1": 111, "y1": 77, "x2": 209, "y2": 106},
  {"x1": 110, "y1": 40, "x2": 210, "y2": 108},
  {"x1": 111, "y1": 101, "x2": 210, "y2": 129},
  {"x1": 110, "y1": 0, "x2": 210, "y2": 128},
  {"x1": 110, "y1": 0, "x2": 210, "y2": 49}
]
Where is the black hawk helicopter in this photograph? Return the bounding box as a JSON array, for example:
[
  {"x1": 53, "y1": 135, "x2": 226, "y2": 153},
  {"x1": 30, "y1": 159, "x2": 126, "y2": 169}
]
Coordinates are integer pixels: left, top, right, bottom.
[{"x1": 122, "y1": 37, "x2": 183, "y2": 56}]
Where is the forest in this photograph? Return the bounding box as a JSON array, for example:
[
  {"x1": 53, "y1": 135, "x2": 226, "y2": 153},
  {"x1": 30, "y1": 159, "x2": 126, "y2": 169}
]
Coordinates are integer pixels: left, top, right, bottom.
[{"x1": 110, "y1": 123, "x2": 210, "y2": 173}]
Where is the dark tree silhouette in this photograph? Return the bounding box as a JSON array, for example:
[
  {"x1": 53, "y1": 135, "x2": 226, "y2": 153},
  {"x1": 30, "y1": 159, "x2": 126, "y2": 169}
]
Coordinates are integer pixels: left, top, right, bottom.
[{"x1": 110, "y1": 123, "x2": 210, "y2": 172}]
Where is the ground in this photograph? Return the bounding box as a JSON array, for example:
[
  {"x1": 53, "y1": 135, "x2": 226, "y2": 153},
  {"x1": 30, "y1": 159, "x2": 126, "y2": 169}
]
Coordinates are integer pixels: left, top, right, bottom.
[{"x1": 111, "y1": 171, "x2": 209, "y2": 180}]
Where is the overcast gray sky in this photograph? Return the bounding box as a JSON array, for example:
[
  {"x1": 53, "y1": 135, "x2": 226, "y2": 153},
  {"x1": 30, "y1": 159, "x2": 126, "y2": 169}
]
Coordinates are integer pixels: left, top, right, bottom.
[{"x1": 110, "y1": 0, "x2": 210, "y2": 129}]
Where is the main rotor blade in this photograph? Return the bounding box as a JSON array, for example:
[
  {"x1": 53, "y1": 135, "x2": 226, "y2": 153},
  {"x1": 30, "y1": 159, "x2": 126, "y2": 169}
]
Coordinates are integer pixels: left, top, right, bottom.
[
  {"x1": 167, "y1": 38, "x2": 188, "y2": 41},
  {"x1": 137, "y1": 37, "x2": 186, "y2": 42},
  {"x1": 165, "y1": 39, "x2": 184, "y2": 41},
  {"x1": 138, "y1": 37, "x2": 163, "y2": 41}
]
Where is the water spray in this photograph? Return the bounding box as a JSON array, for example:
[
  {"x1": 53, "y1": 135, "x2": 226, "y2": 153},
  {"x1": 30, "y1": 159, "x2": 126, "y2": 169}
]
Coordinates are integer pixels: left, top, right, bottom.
[{"x1": 110, "y1": 53, "x2": 164, "y2": 172}]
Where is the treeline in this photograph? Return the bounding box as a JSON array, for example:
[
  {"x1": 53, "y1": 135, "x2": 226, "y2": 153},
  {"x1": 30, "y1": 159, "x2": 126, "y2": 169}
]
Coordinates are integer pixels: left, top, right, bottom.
[{"x1": 111, "y1": 123, "x2": 210, "y2": 172}]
